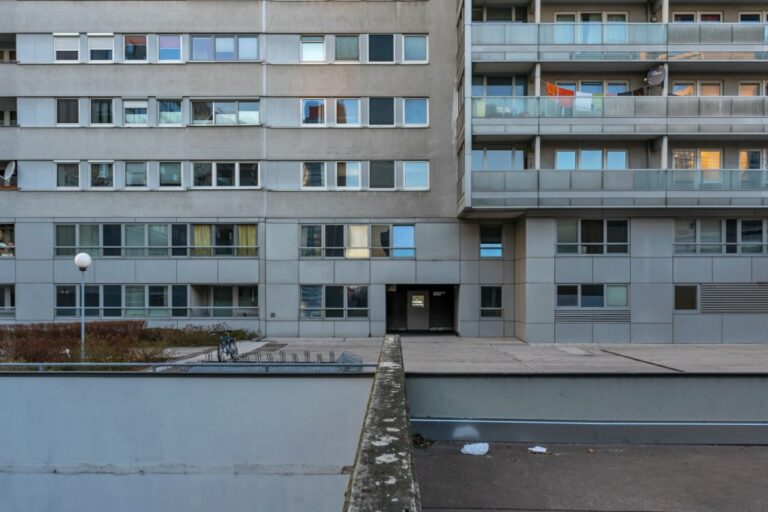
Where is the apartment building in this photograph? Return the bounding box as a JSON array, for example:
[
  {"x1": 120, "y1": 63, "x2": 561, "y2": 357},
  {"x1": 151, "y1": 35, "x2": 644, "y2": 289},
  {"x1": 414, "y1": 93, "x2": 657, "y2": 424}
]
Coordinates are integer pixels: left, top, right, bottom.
[{"x1": 1, "y1": 0, "x2": 767, "y2": 343}]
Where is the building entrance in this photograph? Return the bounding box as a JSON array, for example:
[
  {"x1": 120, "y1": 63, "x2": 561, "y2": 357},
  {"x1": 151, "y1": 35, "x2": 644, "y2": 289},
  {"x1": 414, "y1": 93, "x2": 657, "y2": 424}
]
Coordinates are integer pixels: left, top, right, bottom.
[{"x1": 386, "y1": 285, "x2": 456, "y2": 333}]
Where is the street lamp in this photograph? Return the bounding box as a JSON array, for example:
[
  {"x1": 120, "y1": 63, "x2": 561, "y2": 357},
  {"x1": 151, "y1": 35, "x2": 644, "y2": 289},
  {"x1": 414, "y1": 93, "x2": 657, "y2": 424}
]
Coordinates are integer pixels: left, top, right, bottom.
[{"x1": 74, "y1": 253, "x2": 92, "y2": 361}]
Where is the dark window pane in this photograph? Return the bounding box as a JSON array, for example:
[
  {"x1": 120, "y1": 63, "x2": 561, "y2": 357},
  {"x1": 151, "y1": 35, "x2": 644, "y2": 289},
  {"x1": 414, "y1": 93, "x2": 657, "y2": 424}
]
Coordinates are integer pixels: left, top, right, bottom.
[
  {"x1": 171, "y1": 224, "x2": 187, "y2": 256},
  {"x1": 192, "y1": 101, "x2": 214, "y2": 124},
  {"x1": 741, "y1": 220, "x2": 763, "y2": 254},
  {"x1": 214, "y1": 224, "x2": 234, "y2": 255},
  {"x1": 103, "y1": 285, "x2": 122, "y2": 317},
  {"x1": 368, "y1": 34, "x2": 394, "y2": 62},
  {"x1": 124, "y1": 35, "x2": 147, "y2": 61},
  {"x1": 557, "y1": 285, "x2": 578, "y2": 307},
  {"x1": 606, "y1": 220, "x2": 629, "y2": 254},
  {"x1": 581, "y1": 285, "x2": 604, "y2": 307},
  {"x1": 370, "y1": 160, "x2": 395, "y2": 189},
  {"x1": 216, "y1": 163, "x2": 235, "y2": 187},
  {"x1": 675, "y1": 285, "x2": 697, "y2": 310},
  {"x1": 480, "y1": 225, "x2": 503, "y2": 257},
  {"x1": 369, "y1": 97, "x2": 394, "y2": 126},
  {"x1": 371, "y1": 225, "x2": 391, "y2": 257},
  {"x1": 56, "y1": 285, "x2": 77, "y2": 317},
  {"x1": 193, "y1": 162, "x2": 213, "y2": 187},
  {"x1": 325, "y1": 225, "x2": 344, "y2": 257},
  {"x1": 239, "y1": 163, "x2": 259, "y2": 187},
  {"x1": 102, "y1": 224, "x2": 121, "y2": 256},
  {"x1": 57, "y1": 99, "x2": 79, "y2": 124},
  {"x1": 347, "y1": 285, "x2": 368, "y2": 317},
  {"x1": 90, "y1": 99, "x2": 112, "y2": 124},
  {"x1": 172, "y1": 285, "x2": 188, "y2": 317},
  {"x1": 581, "y1": 220, "x2": 604, "y2": 254},
  {"x1": 726, "y1": 219, "x2": 738, "y2": 254},
  {"x1": 325, "y1": 286, "x2": 344, "y2": 318},
  {"x1": 84, "y1": 285, "x2": 100, "y2": 317},
  {"x1": 481, "y1": 286, "x2": 502, "y2": 308}
]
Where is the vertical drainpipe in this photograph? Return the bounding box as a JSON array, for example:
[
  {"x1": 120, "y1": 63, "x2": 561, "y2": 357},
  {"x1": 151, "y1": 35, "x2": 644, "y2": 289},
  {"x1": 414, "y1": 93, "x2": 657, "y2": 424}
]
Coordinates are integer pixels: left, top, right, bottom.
[
  {"x1": 534, "y1": 0, "x2": 541, "y2": 24},
  {"x1": 661, "y1": 0, "x2": 669, "y2": 24}
]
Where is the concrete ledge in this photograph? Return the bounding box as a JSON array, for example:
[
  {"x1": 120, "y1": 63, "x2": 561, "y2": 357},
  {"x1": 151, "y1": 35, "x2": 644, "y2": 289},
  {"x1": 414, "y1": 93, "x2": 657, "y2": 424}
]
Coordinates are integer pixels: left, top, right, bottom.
[{"x1": 345, "y1": 335, "x2": 421, "y2": 512}]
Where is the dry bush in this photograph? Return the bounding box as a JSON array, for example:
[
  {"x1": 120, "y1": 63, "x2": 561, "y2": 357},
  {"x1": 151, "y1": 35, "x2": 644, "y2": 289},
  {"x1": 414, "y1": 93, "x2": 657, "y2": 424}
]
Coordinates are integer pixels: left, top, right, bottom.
[{"x1": 0, "y1": 321, "x2": 259, "y2": 363}]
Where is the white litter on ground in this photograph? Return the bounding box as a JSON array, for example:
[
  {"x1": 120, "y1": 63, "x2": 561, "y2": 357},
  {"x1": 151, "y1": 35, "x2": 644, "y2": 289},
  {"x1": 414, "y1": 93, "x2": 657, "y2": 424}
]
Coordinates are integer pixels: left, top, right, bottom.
[
  {"x1": 461, "y1": 442, "x2": 489, "y2": 456},
  {"x1": 528, "y1": 445, "x2": 548, "y2": 454}
]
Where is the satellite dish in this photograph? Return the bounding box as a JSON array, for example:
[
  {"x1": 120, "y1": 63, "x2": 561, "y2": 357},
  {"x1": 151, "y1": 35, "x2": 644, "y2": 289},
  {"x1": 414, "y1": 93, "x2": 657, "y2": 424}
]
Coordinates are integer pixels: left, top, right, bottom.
[
  {"x1": 645, "y1": 65, "x2": 666, "y2": 87},
  {"x1": 2, "y1": 161, "x2": 15, "y2": 183}
]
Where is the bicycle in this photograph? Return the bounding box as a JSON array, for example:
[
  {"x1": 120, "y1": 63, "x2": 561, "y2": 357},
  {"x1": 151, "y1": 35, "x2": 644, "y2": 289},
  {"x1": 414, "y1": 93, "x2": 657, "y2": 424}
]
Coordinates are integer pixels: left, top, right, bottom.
[{"x1": 215, "y1": 330, "x2": 239, "y2": 362}]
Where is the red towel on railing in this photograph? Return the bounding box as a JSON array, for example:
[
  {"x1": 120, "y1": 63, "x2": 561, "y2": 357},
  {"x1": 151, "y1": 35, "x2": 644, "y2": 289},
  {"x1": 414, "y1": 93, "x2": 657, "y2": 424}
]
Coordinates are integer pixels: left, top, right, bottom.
[{"x1": 545, "y1": 81, "x2": 575, "y2": 107}]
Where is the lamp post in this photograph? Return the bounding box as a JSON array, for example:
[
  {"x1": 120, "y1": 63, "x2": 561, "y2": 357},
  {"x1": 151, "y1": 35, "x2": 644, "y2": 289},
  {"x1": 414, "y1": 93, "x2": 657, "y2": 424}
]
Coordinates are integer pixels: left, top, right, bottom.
[{"x1": 74, "y1": 253, "x2": 92, "y2": 361}]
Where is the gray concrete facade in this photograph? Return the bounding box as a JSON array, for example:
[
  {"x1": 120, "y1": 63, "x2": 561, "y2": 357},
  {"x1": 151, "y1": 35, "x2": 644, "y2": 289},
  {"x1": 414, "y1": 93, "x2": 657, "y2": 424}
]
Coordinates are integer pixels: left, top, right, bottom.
[{"x1": 2, "y1": 0, "x2": 768, "y2": 342}]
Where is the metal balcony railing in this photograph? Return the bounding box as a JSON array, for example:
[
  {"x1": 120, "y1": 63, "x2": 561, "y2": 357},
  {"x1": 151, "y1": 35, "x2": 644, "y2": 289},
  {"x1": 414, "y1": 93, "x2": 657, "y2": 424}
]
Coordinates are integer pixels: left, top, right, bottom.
[
  {"x1": 472, "y1": 23, "x2": 768, "y2": 46},
  {"x1": 471, "y1": 96, "x2": 768, "y2": 119},
  {"x1": 54, "y1": 306, "x2": 259, "y2": 319},
  {"x1": 471, "y1": 169, "x2": 768, "y2": 194}
]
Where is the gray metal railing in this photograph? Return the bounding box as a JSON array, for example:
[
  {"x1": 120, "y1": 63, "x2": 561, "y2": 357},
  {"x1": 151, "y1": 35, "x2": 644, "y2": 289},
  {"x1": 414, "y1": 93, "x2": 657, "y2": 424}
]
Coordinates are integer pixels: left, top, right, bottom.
[{"x1": 471, "y1": 170, "x2": 768, "y2": 193}]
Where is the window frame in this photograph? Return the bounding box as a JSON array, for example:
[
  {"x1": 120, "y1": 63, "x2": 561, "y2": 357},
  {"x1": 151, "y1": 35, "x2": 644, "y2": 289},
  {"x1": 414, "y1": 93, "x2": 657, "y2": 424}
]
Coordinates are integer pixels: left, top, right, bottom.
[
  {"x1": 124, "y1": 161, "x2": 148, "y2": 189},
  {"x1": 369, "y1": 160, "x2": 396, "y2": 190},
  {"x1": 301, "y1": 161, "x2": 327, "y2": 189},
  {"x1": 556, "y1": 284, "x2": 629, "y2": 309},
  {"x1": 369, "y1": 97, "x2": 395, "y2": 127},
  {"x1": 54, "y1": 34, "x2": 80, "y2": 63},
  {"x1": 480, "y1": 225, "x2": 503, "y2": 258},
  {"x1": 403, "y1": 98, "x2": 429, "y2": 127},
  {"x1": 299, "y1": 284, "x2": 369, "y2": 319},
  {"x1": 123, "y1": 99, "x2": 149, "y2": 127},
  {"x1": 87, "y1": 34, "x2": 114, "y2": 63},
  {"x1": 480, "y1": 285, "x2": 503, "y2": 318},
  {"x1": 159, "y1": 161, "x2": 183, "y2": 188},
  {"x1": 123, "y1": 34, "x2": 148, "y2": 63},
  {"x1": 300, "y1": 35, "x2": 326, "y2": 63},
  {"x1": 674, "y1": 285, "x2": 699, "y2": 312},
  {"x1": 89, "y1": 161, "x2": 115, "y2": 189},
  {"x1": 402, "y1": 34, "x2": 429, "y2": 63},
  {"x1": 334, "y1": 34, "x2": 360, "y2": 62},
  {"x1": 191, "y1": 161, "x2": 260, "y2": 189},
  {"x1": 157, "y1": 34, "x2": 183, "y2": 62},
  {"x1": 368, "y1": 34, "x2": 395, "y2": 63},
  {"x1": 301, "y1": 98, "x2": 326, "y2": 126},
  {"x1": 335, "y1": 161, "x2": 362, "y2": 190},
  {"x1": 55, "y1": 161, "x2": 81, "y2": 189},
  {"x1": 674, "y1": 219, "x2": 767, "y2": 255},
  {"x1": 0, "y1": 224, "x2": 16, "y2": 258},
  {"x1": 403, "y1": 161, "x2": 430, "y2": 190},
  {"x1": 158, "y1": 99, "x2": 183, "y2": 126},
  {"x1": 335, "y1": 98, "x2": 361, "y2": 127},
  {"x1": 556, "y1": 219, "x2": 629, "y2": 255},
  {"x1": 90, "y1": 98, "x2": 114, "y2": 126},
  {"x1": 56, "y1": 98, "x2": 80, "y2": 126}
]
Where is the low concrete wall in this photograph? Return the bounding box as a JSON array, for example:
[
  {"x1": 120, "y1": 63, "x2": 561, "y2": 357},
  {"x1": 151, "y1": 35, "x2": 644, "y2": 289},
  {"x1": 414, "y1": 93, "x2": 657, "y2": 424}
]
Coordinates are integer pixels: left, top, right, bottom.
[{"x1": 0, "y1": 374, "x2": 373, "y2": 512}]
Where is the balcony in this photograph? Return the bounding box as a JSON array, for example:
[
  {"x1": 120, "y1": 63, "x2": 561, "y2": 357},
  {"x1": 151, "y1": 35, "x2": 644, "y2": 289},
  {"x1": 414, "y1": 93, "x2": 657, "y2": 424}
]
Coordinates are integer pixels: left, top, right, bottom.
[
  {"x1": 471, "y1": 96, "x2": 768, "y2": 136},
  {"x1": 469, "y1": 170, "x2": 768, "y2": 209},
  {"x1": 471, "y1": 23, "x2": 768, "y2": 65},
  {"x1": 0, "y1": 161, "x2": 16, "y2": 190}
]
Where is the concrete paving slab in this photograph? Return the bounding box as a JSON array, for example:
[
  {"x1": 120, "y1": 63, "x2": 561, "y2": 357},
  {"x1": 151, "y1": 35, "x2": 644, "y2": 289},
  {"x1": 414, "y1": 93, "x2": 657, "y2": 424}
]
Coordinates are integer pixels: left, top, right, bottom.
[
  {"x1": 415, "y1": 442, "x2": 768, "y2": 512},
  {"x1": 602, "y1": 344, "x2": 768, "y2": 373}
]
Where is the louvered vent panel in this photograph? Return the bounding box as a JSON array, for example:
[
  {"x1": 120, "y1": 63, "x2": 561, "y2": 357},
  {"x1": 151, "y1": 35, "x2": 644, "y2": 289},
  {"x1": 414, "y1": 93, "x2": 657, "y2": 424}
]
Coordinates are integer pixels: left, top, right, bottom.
[
  {"x1": 555, "y1": 310, "x2": 630, "y2": 323},
  {"x1": 700, "y1": 284, "x2": 768, "y2": 314}
]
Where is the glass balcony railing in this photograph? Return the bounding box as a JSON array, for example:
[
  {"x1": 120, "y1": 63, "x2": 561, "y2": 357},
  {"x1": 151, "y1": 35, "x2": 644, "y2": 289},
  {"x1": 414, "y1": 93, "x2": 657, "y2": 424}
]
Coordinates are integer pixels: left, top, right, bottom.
[
  {"x1": 471, "y1": 169, "x2": 768, "y2": 194},
  {"x1": 472, "y1": 96, "x2": 768, "y2": 119}
]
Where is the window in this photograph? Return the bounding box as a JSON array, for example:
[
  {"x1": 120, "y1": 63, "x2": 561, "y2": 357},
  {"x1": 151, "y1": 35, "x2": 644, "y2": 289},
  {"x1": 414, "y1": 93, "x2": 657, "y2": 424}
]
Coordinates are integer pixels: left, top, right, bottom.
[
  {"x1": 158, "y1": 35, "x2": 182, "y2": 61},
  {"x1": 579, "y1": 150, "x2": 603, "y2": 170},
  {"x1": 300, "y1": 36, "x2": 325, "y2": 62},
  {"x1": 158, "y1": 99, "x2": 182, "y2": 125},
  {"x1": 192, "y1": 162, "x2": 257, "y2": 188},
  {"x1": 403, "y1": 161, "x2": 429, "y2": 190},
  {"x1": 335, "y1": 35, "x2": 359, "y2": 61},
  {"x1": 336, "y1": 161, "x2": 361, "y2": 189},
  {"x1": 159, "y1": 162, "x2": 182, "y2": 187},
  {"x1": 403, "y1": 35, "x2": 428, "y2": 62},
  {"x1": 740, "y1": 13, "x2": 765, "y2": 23},
  {"x1": 673, "y1": 13, "x2": 696, "y2": 23},
  {"x1": 56, "y1": 163, "x2": 79, "y2": 188},
  {"x1": 557, "y1": 284, "x2": 628, "y2": 308},
  {"x1": 124, "y1": 35, "x2": 147, "y2": 61},
  {"x1": 369, "y1": 98, "x2": 395, "y2": 126},
  {"x1": 90, "y1": 163, "x2": 113, "y2": 188},
  {"x1": 102, "y1": 224, "x2": 122, "y2": 256},
  {"x1": 300, "y1": 285, "x2": 369, "y2": 319},
  {"x1": 404, "y1": 98, "x2": 428, "y2": 126},
  {"x1": 472, "y1": 146, "x2": 526, "y2": 171},
  {"x1": 103, "y1": 285, "x2": 122, "y2": 317},
  {"x1": 370, "y1": 160, "x2": 395, "y2": 189},
  {"x1": 739, "y1": 83, "x2": 761, "y2": 97},
  {"x1": 55, "y1": 286, "x2": 77, "y2": 317},
  {"x1": 302, "y1": 99, "x2": 325, "y2": 125},
  {"x1": 675, "y1": 285, "x2": 698, "y2": 311},
  {"x1": 192, "y1": 35, "x2": 252, "y2": 61},
  {"x1": 88, "y1": 35, "x2": 113, "y2": 62},
  {"x1": 676, "y1": 219, "x2": 766, "y2": 255},
  {"x1": 336, "y1": 98, "x2": 360, "y2": 126},
  {"x1": 90, "y1": 99, "x2": 113, "y2": 125},
  {"x1": 556, "y1": 219, "x2": 629, "y2": 255},
  {"x1": 302, "y1": 161, "x2": 325, "y2": 188},
  {"x1": 301, "y1": 225, "x2": 323, "y2": 257},
  {"x1": 368, "y1": 34, "x2": 394, "y2": 62},
  {"x1": 0, "y1": 225, "x2": 14, "y2": 257},
  {"x1": 190, "y1": 224, "x2": 256, "y2": 257},
  {"x1": 125, "y1": 286, "x2": 145, "y2": 317},
  {"x1": 123, "y1": 100, "x2": 148, "y2": 125},
  {"x1": 347, "y1": 225, "x2": 370, "y2": 259},
  {"x1": 56, "y1": 98, "x2": 79, "y2": 125},
  {"x1": 54, "y1": 35, "x2": 79, "y2": 62},
  {"x1": 325, "y1": 225, "x2": 344, "y2": 257},
  {"x1": 192, "y1": 100, "x2": 259, "y2": 125},
  {"x1": 480, "y1": 286, "x2": 502, "y2": 318},
  {"x1": 392, "y1": 225, "x2": 415, "y2": 258},
  {"x1": 480, "y1": 226, "x2": 503, "y2": 257}
]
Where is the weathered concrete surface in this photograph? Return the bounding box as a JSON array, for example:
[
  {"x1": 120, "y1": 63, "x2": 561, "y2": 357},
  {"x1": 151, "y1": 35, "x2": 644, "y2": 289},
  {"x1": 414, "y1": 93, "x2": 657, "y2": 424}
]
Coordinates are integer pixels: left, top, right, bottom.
[
  {"x1": 402, "y1": 337, "x2": 768, "y2": 374},
  {"x1": 415, "y1": 442, "x2": 768, "y2": 512},
  {"x1": 345, "y1": 335, "x2": 420, "y2": 512}
]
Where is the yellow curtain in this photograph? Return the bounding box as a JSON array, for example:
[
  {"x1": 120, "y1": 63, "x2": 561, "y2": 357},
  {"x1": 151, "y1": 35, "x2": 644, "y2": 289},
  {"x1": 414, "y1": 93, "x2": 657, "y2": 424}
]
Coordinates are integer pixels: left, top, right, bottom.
[
  {"x1": 346, "y1": 225, "x2": 370, "y2": 259},
  {"x1": 193, "y1": 225, "x2": 212, "y2": 256},
  {"x1": 237, "y1": 225, "x2": 257, "y2": 256}
]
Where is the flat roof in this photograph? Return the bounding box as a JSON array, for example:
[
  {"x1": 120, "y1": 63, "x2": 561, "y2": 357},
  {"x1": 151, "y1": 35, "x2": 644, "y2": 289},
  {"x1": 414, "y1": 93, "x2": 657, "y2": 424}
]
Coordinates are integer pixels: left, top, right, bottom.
[{"x1": 414, "y1": 441, "x2": 768, "y2": 512}]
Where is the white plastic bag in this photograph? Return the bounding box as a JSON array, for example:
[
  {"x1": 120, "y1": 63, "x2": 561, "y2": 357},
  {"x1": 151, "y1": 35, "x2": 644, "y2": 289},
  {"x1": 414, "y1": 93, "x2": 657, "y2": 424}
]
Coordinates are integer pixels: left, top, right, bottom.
[{"x1": 461, "y1": 442, "x2": 489, "y2": 456}]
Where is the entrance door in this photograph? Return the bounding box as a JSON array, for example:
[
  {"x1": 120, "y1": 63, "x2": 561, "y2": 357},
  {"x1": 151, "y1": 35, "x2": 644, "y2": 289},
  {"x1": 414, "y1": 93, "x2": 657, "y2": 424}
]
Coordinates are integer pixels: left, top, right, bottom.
[{"x1": 407, "y1": 290, "x2": 429, "y2": 331}]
